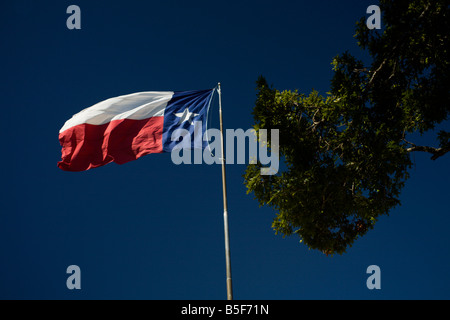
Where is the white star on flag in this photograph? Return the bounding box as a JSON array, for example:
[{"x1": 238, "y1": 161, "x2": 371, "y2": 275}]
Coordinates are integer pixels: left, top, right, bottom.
[{"x1": 174, "y1": 108, "x2": 199, "y2": 125}]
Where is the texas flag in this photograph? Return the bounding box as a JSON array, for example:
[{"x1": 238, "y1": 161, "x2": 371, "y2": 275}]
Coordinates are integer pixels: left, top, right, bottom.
[{"x1": 57, "y1": 89, "x2": 214, "y2": 171}]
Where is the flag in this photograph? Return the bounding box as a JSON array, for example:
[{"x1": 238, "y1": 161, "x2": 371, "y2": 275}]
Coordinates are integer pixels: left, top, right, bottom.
[{"x1": 58, "y1": 89, "x2": 214, "y2": 171}]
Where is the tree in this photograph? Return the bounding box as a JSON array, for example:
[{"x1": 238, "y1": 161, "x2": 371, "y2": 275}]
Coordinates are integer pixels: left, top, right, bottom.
[{"x1": 244, "y1": 0, "x2": 449, "y2": 255}]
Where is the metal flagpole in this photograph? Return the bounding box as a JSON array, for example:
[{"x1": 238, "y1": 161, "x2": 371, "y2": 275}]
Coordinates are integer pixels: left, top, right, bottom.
[{"x1": 218, "y1": 82, "x2": 233, "y2": 300}]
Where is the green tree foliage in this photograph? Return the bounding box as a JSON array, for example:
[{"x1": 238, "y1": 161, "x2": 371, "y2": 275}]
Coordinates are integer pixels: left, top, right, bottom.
[{"x1": 244, "y1": 0, "x2": 449, "y2": 255}]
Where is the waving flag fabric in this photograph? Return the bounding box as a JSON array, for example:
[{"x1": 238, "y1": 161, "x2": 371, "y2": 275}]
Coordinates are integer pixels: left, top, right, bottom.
[{"x1": 58, "y1": 89, "x2": 214, "y2": 172}]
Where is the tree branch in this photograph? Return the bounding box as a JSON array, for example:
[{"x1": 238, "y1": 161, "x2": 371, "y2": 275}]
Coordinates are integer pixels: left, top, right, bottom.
[
  {"x1": 404, "y1": 139, "x2": 450, "y2": 160},
  {"x1": 368, "y1": 58, "x2": 387, "y2": 88}
]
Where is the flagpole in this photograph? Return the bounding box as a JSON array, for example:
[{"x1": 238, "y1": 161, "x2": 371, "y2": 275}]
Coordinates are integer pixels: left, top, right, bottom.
[{"x1": 218, "y1": 82, "x2": 233, "y2": 300}]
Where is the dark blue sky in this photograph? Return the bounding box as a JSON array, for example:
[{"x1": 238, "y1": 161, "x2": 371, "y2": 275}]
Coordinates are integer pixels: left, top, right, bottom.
[{"x1": 1, "y1": 0, "x2": 449, "y2": 300}]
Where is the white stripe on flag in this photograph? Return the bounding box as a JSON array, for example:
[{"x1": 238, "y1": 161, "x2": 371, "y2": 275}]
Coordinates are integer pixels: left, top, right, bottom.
[{"x1": 59, "y1": 91, "x2": 175, "y2": 133}]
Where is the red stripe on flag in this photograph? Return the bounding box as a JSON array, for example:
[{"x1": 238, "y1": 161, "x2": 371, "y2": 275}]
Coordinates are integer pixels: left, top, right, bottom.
[{"x1": 58, "y1": 116, "x2": 164, "y2": 171}]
